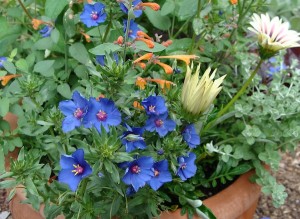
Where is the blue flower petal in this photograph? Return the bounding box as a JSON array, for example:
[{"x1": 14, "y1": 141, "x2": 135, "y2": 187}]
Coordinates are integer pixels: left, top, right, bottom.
[
  {"x1": 59, "y1": 101, "x2": 77, "y2": 116},
  {"x1": 60, "y1": 155, "x2": 75, "y2": 169},
  {"x1": 72, "y1": 91, "x2": 88, "y2": 109},
  {"x1": 62, "y1": 115, "x2": 81, "y2": 132},
  {"x1": 58, "y1": 169, "x2": 82, "y2": 192}
]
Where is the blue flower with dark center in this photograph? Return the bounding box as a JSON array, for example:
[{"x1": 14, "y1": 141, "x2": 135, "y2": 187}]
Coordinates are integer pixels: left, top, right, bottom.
[
  {"x1": 123, "y1": 19, "x2": 140, "y2": 39},
  {"x1": 83, "y1": 97, "x2": 121, "y2": 133},
  {"x1": 142, "y1": 95, "x2": 167, "y2": 116},
  {"x1": 80, "y1": 2, "x2": 107, "y2": 28},
  {"x1": 182, "y1": 124, "x2": 200, "y2": 148},
  {"x1": 96, "y1": 53, "x2": 119, "y2": 66},
  {"x1": 177, "y1": 152, "x2": 197, "y2": 181},
  {"x1": 120, "y1": 0, "x2": 142, "y2": 18},
  {"x1": 58, "y1": 149, "x2": 92, "y2": 192},
  {"x1": 147, "y1": 160, "x2": 172, "y2": 191},
  {"x1": 39, "y1": 25, "x2": 53, "y2": 38},
  {"x1": 144, "y1": 113, "x2": 176, "y2": 137},
  {"x1": 59, "y1": 91, "x2": 89, "y2": 133},
  {"x1": 0, "y1": 57, "x2": 7, "y2": 68},
  {"x1": 121, "y1": 126, "x2": 146, "y2": 152},
  {"x1": 122, "y1": 156, "x2": 154, "y2": 191}
]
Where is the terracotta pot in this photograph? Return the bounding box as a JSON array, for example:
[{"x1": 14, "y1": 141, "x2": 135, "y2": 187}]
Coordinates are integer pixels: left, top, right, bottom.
[
  {"x1": 160, "y1": 170, "x2": 260, "y2": 219},
  {"x1": 8, "y1": 170, "x2": 260, "y2": 219}
]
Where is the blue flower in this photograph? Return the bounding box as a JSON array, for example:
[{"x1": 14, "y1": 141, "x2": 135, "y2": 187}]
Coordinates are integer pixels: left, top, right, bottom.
[
  {"x1": 39, "y1": 25, "x2": 53, "y2": 38},
  {"x1": 83, "y1": 97, "x2": 121, "y2": 133},
  {"x1": 96, "y1": 53, "x2": 119, "y2": 66},
  {"x1": 123, "y1": 19, "x2": 140, "y2": 39},
  {"x1": 120, "y1": 0, "x2": 143, "y2": 18},
  {"x1": 122, "y1": 156, "x2": 154, "y2": 191},
  {"x1": 121, "y1": 126, "x2": 146, "y2": 152},
  {"x1": 144, "y1": 113, "x2": 176, "y2": 137},
  {"x1": 182, "y1": 124, "x2": 200, "y2": 148},
  {"x1": 59, "y1": 91, "x2": 89, "y2": 133},
  {"x1": 0, "y1": 57, "x2": 7, "y2": 68},
  {"x1": 80, "y1": 2, "x2": 107, "y2": 28},
  {"x1": 147, "y1": 160, "x2": 172, "y2": 191},
  {"x1": 142, "y1": 95, "x2": 168, "y2": 116},
  {"x1": 58, "y1": 149, "x2": 92, "y2": 192},
  {"x1": 177, "y1": 152, "x2": 197, "y2": 181}
]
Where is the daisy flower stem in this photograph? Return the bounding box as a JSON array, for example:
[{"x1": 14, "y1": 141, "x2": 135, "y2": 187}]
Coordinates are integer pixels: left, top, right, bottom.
[{"x1": 203, "y1": 58, "x2": 264, "y2": 133}]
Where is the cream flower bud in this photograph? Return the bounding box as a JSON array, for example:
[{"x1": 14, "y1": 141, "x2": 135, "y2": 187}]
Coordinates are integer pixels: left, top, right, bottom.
[
  {"x1": 248, "y1": 13, "x2": 300, "y2": 58},
  {"x1": 181, "y1": 64, "x2": 226, "y2": 115}
]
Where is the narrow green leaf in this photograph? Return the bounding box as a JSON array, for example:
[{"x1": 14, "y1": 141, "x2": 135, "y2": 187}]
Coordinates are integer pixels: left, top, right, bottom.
[
  {"x1": 45, "y1": 0, "x2": 68, "y2": 20},
  {"x1": 0, "y1": 97, "x2": 9, "y2": 117},
  {"x1": 3, "y1": 61, "x2": 16, "y2": 74}
]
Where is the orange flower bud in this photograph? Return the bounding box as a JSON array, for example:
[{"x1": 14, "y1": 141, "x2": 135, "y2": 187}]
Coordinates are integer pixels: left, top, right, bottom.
[
  {"x1": 114, "y1": 36, "x2": 124, "y2": 45},
  {"x1": 133, "y1": 101, "x2": 144, "y2": 110},
  {"x1": 136, "y1": 38, "x2": 155, "y2": 48},
  {"x1": 133, "y1": 53, "x2": 153, "y2": 64},
  {"x1": 161, "y1": 40, "x2": 173, "y2": 47},
  {"x1": 146, "y1": 78, "x2": 175, "y2": 90},
  {"x1": 80, "y1": 31, "x2": 91, "y2": 43},
  {"x1": 154, "y1": 61, "x2": 173, "y2": 74},
  {"x1": 137, "y1": 31, "x2": 153, "y2": 40},
  {"x1": 139, "y1": 2, "x2": 160, "y2": 11},
  {"x1": 0, "y1": 74, "x2": 21, "y2": 86},
  {"x1": 135, "y1": 62, "x2": 147, "y2": 69},
  {"x1": 96, "y1": 94, "x2": 105, "y2": 101},
  {"x1": 135, "y1": 77, "x2": 147, "y2": 90}
]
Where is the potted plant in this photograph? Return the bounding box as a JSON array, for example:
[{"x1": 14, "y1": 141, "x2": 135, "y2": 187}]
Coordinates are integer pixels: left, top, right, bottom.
[{"x1": 1, "y1": 0, "x2": 300, "y2": 219}]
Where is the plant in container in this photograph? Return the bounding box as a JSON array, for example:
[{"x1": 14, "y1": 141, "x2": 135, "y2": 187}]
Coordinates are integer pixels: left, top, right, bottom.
[{"x1": 1, "y1": 0, "x2": 300, "y2": 219}]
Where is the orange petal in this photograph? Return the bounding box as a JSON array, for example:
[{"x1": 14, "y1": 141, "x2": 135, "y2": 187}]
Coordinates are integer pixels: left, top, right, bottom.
[
  {"x1": 31, "y1": 19, "x2": 44, "y2": 30},
  {"x1": 230, "y1": 0, "x2": 238, "y2": 5},
  {"x1": 133, "y1": 101, "x2": 144, "y2": 110},
  {"x1": 80, "y1": 32, "x2": 91, "y2": 43},
  {"x1": 133, "y1": 53, "x2": 153, "y2": 64},
  {"x1": 139, "y1": 2, "x2": 160, "y2": 11},
  {"x1": 155, "y1": 61, "x2": 173, "y2": 74},
  {"x1": 135, "y1": 77, "x2": 147, "y2": 90},
  {"x1": 136, "y1": 38, "x2": 154, "y2": 48},
  {"x1": 96, "y1": 94, "x2": 105, "y2": 101},
  {"x1": 158, "y1": 55, "x2": 198, "y2": 65},
  {"x1": 137, "y1": 31, "x2": 153, "y2": 40},
  {"x1": 0, "y1": 74, "x2": 21, "y2": 86}
]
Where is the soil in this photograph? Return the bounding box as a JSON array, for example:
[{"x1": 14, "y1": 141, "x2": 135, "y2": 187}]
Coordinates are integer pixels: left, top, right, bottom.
[{"x1": 1, "y1": 148, "x2": 299, "y2": 218}]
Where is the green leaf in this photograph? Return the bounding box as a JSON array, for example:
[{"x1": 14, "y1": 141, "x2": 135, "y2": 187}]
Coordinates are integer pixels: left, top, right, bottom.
[
  {"x1": 69, "y1": 43, "x2": 90, "y2": 64},
  {"x1": 45, "y1": 0, "x2": 68, "y2": 20},
  {"x1": 57, "y1": 83, "x2": 72, "y2": 99},
  {"x1": 33, "y1": 60, "x2": 55, "y2": 77},
  {"x1": 3, "y1": 61, "x2": 16, "y2": 74},
  {"x1": 144, "y1": 8, "x2": 171, "y2": 30},
  {"x1": 89, "y1": 43, "x2": 122, "y2": 55},
  {"x1": 134, "y1": 41, "x2": 166, "y2": 53},
  {"x1": 0, "y1": 179, "x2": 17, "y2": 189},
  {"x1": 193, "y1": 18, "x2": 203, "y2": 35},
  {"x1": 161, "y1": 0, "x2": 176, "y2": 16},
  {"x1": 16, "y1": 59, "x2": 29, "y2": 73},
  {"x1": 0, "y1": 97, "x2": 9, "y2": 117},
  {"x1": 51, "y1": 28, "x2": 60, "y2": 44},
  {"x1": 177, "y1": 0, "x2": 198, "y2": 21}
]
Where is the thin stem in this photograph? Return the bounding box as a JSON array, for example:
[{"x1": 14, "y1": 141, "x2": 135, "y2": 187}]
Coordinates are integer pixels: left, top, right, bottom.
[
  {"x1": 64, "y1": 32, "x2": 69, "y2": 76},
  {"x1": 17, "y1": 0, "x2": 33, "y2": 20},
  {"x1": 173, "y1": 18, "x2": 191, "y2": 39},
  {"x1": 188, "y1": 0, "x2": 201, "y2": 54},
  {"x1": 97, "y1": 26, "x2": 103, "y2": 43},
  {"x1": 203, "y1": 58, "x2": 264, "y2": 133},
  {"x1": 102, "y1": 7, "x2": 112, "y2": 42},
  {"x1": 122, "y1": 12, "x2": 132, "y2": 61}
]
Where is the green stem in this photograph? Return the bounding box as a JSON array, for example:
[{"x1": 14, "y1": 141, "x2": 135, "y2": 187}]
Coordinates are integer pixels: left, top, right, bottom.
[
  {"x1": 102, "y1": 7, "x2": 112, "y2": 43},
  {"x1": 64, "y1": 32, "x2": 69, "y2": 76},
  {"x1": 203, "y1": 58, "x2": 264, "y2": 133},
  {"x1": 172, "y1": 18, "x2": 191, "y2": 39},
  {"x1": 122, "y1": 0, "x2": 133, "y2": 61},
  {"x1": 188, "y1": 0, "x2": 201, "y2": 54},
  {"x1": 17, "y1": 0, "x2": 33, "y2": 20}
]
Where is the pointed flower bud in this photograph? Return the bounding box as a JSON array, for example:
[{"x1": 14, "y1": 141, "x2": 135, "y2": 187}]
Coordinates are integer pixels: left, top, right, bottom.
[
  {"x1": 181, "y1": 64, "x2": 226, "y2": 115},
  {"x1": 80, "y1": 31, "x2": 91, "y2": 43},
  {"x1": 133, "y1": 53, "x2": 153, "y2": 64},
  {"x1": 138, "y1": 2, "x2": 160, "y2": 11},
  {"x1": 154, "y1": 61, "x2": 173, "y2": 74},
  {"x1": 135, "y1": 76, "x2": 147, "y2": 89},
  {"x1": 158, "y1": 55, "x2": 198, "y2": 65}
]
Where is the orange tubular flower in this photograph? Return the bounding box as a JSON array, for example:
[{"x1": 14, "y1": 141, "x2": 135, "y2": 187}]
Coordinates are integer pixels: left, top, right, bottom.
[
  {"x1": 230, "y1": 0, "x2": 238, "y2": 5},
  {"x1": 0, "y1": 74, "x2": 21, "y2": 86},
  {"x1": 133, "y1": 101, "x2": 144, "y2": 110},
  {"x1": 136, "y1": 38, "x2": 154, "y2": 48},
  {"x1": 158, "y1": 55, "x2": 198, "y2": 65},
  {"x1": 139, "y1": 2, "x2": 160, "y2": 11},
  {"x1": 154, "y1": 61, "x2": 173, "y2": 74},
  {"x1": 80, "y1": 32, "x2": 91, "y2": 43},
  {"x1": 137, "y1": 31, "x2": 153, "y2": 40},
  {"x1": 146, "y1": 78, "x2": 175, "y2": 90},
  {"x1": 133, "y1": 53, "x2": 153, "y2": 64},
  {"x1": 114, "y1": 36, "x2": 124, "y2": 45},
  {"x1": 161, "y1": 40, "x2": 173, "y2": 47},
  {"x1": 135, "y1": 77, "x2": 147, "y2": 90}
]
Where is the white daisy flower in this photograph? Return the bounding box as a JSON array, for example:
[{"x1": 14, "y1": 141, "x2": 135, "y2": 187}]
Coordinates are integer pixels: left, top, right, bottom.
[{"x1": 248, "y1": 13, "x2": 300, "y2": 55}]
